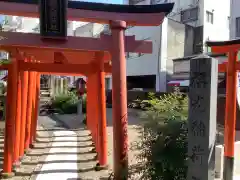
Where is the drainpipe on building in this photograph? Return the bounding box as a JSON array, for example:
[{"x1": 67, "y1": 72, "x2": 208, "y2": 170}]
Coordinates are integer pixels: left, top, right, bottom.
[{"x1": 156, "y1": 26, "x2": 161, "y2": 92}]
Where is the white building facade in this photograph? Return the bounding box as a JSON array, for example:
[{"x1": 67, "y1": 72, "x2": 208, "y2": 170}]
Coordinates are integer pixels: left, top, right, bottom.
[
  {"x1": 125, "y1": 0, "x2": 230, "y2": 92},
  {"x1": 230, "y1": 0, "x2": 240, "y2": 39}
]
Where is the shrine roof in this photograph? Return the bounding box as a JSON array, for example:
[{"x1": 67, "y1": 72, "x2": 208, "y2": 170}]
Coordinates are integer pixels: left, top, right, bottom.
[
  {"x1": 0, "y1": 0, "x2": 174, "y2": 26},
  {"x1": 69, "y1": 1, "x2": 174, "y2": 15},
  {"x1": 1, "y1": 0, "x2": 173, "y2": 14},
  {"x1": 206, "y1": 39, "x2": 240, "y2": 47}
]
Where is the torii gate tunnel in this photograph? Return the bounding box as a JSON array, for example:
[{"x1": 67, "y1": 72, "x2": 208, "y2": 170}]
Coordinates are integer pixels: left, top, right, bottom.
[
  {"x1": 0, "y1": 0, "x2": 174, "y2": 179},
  {"x1": 206, "y1": 39, "x2": 240, "y2": 180}
]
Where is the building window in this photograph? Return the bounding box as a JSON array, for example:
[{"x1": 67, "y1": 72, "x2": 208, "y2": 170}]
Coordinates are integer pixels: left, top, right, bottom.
[
  {"x1": 181, "y1": 7, "x2": 198, "y2": 23},
  {"x1": 206, "y1": 11, "x2": 214, "y2": 24},
  {"x1": 236, "y1": 17, "x2": 240, "y2": 38}
]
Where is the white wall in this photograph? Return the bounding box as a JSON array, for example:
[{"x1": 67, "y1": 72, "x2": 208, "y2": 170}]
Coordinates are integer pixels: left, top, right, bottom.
[
  {"x1": 125, "y1": 18, "x2": 169, "y2": 92},
  {"x1": 230, "y1": 0, "x2": 240, "y2": 39},
  {"x1": 125, "y1": 25, "x2": 161, "y2": 76},
  {"x1": 156, "y1": 18, "x2": 168, "y2": 92},
  {"x1": 203, "y1": 0, "x2": 230, "y2": 46},
  {"x1": 18, "y1": 17, "x2": 39, "y2": 33}
]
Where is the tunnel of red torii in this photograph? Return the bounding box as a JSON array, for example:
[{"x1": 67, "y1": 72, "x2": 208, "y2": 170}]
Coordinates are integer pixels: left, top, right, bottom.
[{"x1": 0, "y1": 0, "x2": 174, "y2": 179}]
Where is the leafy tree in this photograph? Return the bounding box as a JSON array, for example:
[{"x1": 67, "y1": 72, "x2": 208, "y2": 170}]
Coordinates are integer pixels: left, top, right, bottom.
[{"x1": 133, "y1": 92, "x2": 188, "y2": 180}]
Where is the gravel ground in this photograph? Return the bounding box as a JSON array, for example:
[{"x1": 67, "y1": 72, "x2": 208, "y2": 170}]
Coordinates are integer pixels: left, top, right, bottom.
[
  {"x1": 54, "y1": 108, "x2": 144, "y2": 179},
  {"x1": 105, "y1": 108, "x2": 143, "y2": 179}
]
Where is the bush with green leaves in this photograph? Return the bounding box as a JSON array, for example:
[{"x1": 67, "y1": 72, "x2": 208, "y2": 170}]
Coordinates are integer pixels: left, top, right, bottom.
[
  {"x1": 51, "y1": 90, "x2": 88, "y2": 114},
  {"x1": 0, "y1": 59, "x2": 10, "y2": 65},
  {"x1": 135, "y1": 92, "x2": 188, "y2": 180},
  {"x1": 0, "y1": 82, "x2": 6, "y2": 95},
  {"x1": 52, "y1": 91, "x2": 79, "y2": 114}
]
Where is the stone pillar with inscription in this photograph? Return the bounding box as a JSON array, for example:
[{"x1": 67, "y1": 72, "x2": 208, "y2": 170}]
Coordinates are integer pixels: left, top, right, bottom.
[{"x1": 187, "y1": 55, "x2": 218, "y2": 180}]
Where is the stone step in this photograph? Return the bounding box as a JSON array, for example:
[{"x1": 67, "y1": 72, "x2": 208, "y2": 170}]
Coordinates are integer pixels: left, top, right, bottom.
[{"x1": 40, "y1": 90, "x2": 51, "y2": 97}]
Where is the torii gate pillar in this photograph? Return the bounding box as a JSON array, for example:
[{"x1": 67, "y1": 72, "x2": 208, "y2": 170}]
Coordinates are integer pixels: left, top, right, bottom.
[{"x1": 110, "y1": 20, "x2": 128, "y2": 179}]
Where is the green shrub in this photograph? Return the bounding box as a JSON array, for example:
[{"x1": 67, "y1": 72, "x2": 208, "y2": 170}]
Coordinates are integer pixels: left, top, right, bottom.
[
  {"x1": 61, "y1": 100, "x2": 78, "y2": 114},
  {"x1": 51, "y1": 91, "x2": 88, "y2": 114},
  {"x1": 52, "y1": 95, "x2": 72, "y2": 109},
  {"x1": 135, "y1": 92, "x2": 188, "y2": 180},
  {"x1": 52, "y1": 91, "x2": 79, "y2": 114},
  {"x1": 0, "y1": 82, "x2": 6, "y2": 95},
  {"x1": 0, "y1": 59, "x2": 10, "y2": 65}
]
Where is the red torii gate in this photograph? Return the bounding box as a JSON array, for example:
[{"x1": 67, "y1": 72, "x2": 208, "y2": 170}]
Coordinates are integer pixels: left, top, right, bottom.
[
  {"x1": 206, "y1": 39, "x2": 240, "y2": 180},
  {"x1": 0, "y1": 1, "x2": 174, "y2": 179}
]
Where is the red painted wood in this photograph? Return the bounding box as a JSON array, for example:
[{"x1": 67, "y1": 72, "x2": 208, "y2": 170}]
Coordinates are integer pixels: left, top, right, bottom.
[
  {"x1": 32, "y1": 73, "x2": 40, "y2": 142},
  {"x1": 224, "y1": 52, "x2": 237, "y2": 158},
  {"x1": 96, "y1": 53, "x2": 108, "y2": 166},
  {"x1": 110, "y1": 20, "x2": 128, "y2": 178},
  {"x1": 0, "y1": 31, "x2": 152, "y2": 54},
  {"x1": 18, "y1": 62, "x2": 112, "y2": 74},
  {"x1": 30, "y1": 72, "x2": 37, "y2": 146},
  {"x1": 3, "y1": 59, "x2": 18, "y2": 174},
  {"x1": 13, "y1": 69, "x2": 21, "y2": 164},
  {"x1": 19, "y1": 60, "x2": 29, "y2": 157},
  {"x1": 218, "y1": 62, "x2": 240, "y2": 72},
  {"x1": 24, "y1": 71, "x2": 34, "y2": 150}
]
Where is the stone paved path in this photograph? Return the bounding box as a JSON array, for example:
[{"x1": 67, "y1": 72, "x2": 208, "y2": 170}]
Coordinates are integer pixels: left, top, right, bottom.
[
  {"x1": 34, "y1": 115, "x2": 111, "y2": 180},
  {"x1": 54, "y1": 108, "x2": 143, "y2": 179},
  {"x1": 5, "y1": 126, "x2": 52, "y2": 180},
  {"x1": 35, "y1": 130, "x2": 78, "y2": 180},
  {"x1": 34, "y1": 128, "x2": 111, "y2": 180},
  {"x1": 0, "y1": 114, "x2": 112, "y2": 180}
]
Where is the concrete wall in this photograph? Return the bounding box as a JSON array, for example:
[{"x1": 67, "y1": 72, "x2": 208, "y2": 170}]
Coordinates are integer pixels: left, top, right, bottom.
[
  {"x1": 168, "y1": 0, "x2": 230, "y2": 51},
  {"x1": 128, "y1": 0, "x2": 230, "y2": 52},
  {"x1": 125, "y1": 18, "x2": 187, "y2": 92},
  {"x1": 74, "y1": 23, "x2": 104, "y2": 37},
  {"x1": 184, "y1": 25, "x2": 194, "y2": 56},
  {"x1": 166, "y1": 19, "x2": 185, "y2": 75},
  {"x1": 125, "y1": 25, "x2": 161, "y2": 76},
  {"x1": 167, "y1": 0, "x2": 204, "y2": 27}
]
